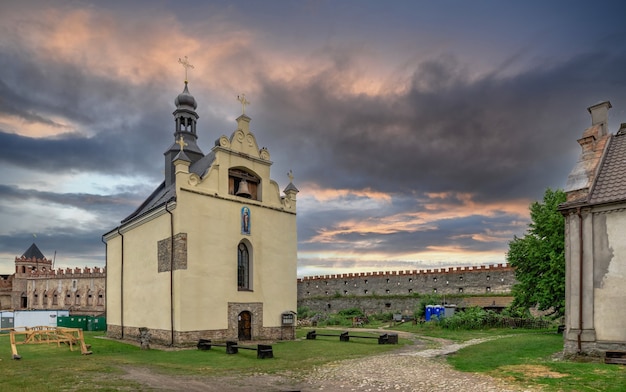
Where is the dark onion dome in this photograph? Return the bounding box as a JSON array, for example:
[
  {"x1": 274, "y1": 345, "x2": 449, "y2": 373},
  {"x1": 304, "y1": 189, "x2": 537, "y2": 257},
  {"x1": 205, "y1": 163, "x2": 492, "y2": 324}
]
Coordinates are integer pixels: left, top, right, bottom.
[{"x1": 174, "y1": 81, "x2": 197, "y2": 110}]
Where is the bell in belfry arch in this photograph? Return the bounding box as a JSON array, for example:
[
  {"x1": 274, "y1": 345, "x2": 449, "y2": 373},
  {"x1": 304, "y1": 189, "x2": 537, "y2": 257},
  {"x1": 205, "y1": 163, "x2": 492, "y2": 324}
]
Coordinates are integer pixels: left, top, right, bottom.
[{"x1": 236, "y1": 179, "x2": 251, "y2": 198}]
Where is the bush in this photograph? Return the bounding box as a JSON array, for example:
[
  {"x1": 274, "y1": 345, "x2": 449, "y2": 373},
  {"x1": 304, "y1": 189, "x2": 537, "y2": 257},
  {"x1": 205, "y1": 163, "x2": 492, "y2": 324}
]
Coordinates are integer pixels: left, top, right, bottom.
[
  {"x1": 337, "y1": 308, "x2": 364, "y2": 317},
  {"x1": 317, "y1": 313, "x2": 354, "y2": 327},
  {"x1": 369, "y1": 312, "x2": 394, "y2": 322},
  {"x1": 297, "y1": 306, "x2": 317, "y2": 319},
  {"x1": 440, "y1": 307, "x2": 501, "y2": 330}
]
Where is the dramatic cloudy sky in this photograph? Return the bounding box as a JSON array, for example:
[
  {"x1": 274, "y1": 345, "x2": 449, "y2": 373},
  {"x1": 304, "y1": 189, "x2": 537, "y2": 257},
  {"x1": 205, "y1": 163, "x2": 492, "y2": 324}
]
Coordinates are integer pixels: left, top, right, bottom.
[{"x1": 1, "y1": 0, "x2": 626, "y2": 277}]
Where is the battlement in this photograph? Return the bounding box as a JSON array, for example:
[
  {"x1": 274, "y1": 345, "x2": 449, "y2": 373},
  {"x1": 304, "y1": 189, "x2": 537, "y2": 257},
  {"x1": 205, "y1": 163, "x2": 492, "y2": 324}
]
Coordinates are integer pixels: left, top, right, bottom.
[
  {"x1": 15, "y1": 256, "x2": 52, "y2": 265},
  {"x1": 297, "y1": 263, "x2": 512, "y2": 282},
  {"x1": 26, "y1": 266, "x2": 106, "y2": 278}
]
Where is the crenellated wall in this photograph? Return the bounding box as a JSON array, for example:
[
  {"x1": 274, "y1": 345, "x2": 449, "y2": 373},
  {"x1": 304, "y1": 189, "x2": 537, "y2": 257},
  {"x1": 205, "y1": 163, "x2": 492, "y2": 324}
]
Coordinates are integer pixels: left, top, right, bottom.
[
  {"x1": 298, "y1": 263, "x2": 515, "y2": 299},
  {"x1": 25, "y1": 266, "x2": 106, "y2": 278}
]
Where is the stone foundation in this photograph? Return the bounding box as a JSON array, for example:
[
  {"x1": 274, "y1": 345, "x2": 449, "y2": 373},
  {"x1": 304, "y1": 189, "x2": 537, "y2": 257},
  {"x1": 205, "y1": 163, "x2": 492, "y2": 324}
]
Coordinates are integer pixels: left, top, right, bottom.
[
  {"x1": 564, "y1": 339, "x2": 626, "y2": 359},
  {"x1": 106, "y1": 324, "x2": 295, "y2": 346}
]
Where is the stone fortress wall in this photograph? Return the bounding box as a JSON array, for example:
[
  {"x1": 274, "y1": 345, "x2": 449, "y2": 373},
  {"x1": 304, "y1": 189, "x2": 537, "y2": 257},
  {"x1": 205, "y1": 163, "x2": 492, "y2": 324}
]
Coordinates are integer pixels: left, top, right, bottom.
[
  {"x1": 298, "y1": 263, "x2": 515, "y2": 298},
  {"x1": 297, "y1": 264, "x2": 516, "y2": 316}
]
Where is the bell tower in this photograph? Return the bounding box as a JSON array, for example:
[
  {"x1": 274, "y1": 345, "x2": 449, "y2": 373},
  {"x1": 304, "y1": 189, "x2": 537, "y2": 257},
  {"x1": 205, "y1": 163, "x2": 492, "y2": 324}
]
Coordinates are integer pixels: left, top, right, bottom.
[{"x1": 164, "y1": 57, "x2": 204, "y2": 187}]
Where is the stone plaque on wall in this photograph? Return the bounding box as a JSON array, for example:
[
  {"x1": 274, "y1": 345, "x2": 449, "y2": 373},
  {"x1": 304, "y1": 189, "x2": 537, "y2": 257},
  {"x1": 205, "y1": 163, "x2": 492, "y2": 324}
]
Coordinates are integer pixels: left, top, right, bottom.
[{"x1": 158, "y1": 233, "x2": 188, "y2": 272}]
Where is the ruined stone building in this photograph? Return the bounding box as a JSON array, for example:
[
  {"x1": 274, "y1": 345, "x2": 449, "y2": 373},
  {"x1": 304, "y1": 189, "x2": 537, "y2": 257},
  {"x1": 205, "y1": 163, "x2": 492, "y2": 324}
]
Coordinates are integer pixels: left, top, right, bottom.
[
  {"x1": 0, "y1": 243, "x2": 105, "y2": 316},
  {"x1": 103, "y1": 79, "x2": 299, "y2": 345},
  {"x1": 560, "y1": 101, "x2": 626, "y2": 357}
]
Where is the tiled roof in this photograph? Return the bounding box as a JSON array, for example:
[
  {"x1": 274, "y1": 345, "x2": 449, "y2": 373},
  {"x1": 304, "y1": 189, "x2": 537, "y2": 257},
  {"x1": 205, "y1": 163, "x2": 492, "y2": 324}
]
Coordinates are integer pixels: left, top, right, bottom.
[
  {"x1": 589, "y1": 131, "x2": 626, "y2": 205},
  {"x1": 22, "y1": 243, "x2": 45, "y2": 259}
]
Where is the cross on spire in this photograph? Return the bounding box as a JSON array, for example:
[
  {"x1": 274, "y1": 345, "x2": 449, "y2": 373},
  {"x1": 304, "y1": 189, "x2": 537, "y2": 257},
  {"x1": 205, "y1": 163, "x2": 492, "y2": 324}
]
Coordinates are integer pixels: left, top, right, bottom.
[
  {"x1": 237, "y1": 94, "x2": 250, "y2": 115},
  {"x1": 178, "y1": 56, "x2": 195, "y2": 83},
  {"x1": 176, "y1": 136, "x2": 187, "y2": 151}
]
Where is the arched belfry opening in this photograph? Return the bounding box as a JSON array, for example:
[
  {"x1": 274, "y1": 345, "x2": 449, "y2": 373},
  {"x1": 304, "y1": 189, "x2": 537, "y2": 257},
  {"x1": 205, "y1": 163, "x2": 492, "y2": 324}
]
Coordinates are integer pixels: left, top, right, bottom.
[{"x1": 229, "y1": 168, "x2": 260, "y2": 200}]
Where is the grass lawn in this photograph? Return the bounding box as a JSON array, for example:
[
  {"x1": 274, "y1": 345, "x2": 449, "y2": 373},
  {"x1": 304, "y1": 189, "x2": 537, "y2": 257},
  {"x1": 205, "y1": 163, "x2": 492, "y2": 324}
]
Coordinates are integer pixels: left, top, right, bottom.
[
  {"x1": 447, "y1": 332, "x2": 626, "y2": 392},
  {"x1": 387, "y1": 320, "x2": 548, "y2": 341},
  {"x1": 0, "y1": 329, "x2": 404, "y2": 391},
  {"x1": 2, "y1": 328, "x2": 625, "y2": 391}
]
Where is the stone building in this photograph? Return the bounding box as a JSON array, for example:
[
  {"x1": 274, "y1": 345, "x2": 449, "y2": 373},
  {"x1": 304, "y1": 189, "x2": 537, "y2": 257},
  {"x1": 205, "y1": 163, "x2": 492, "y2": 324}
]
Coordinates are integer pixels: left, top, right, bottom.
[
  {"x1": 0, "y1": 243, "x2": 105, "y2": 316},
  {"x1": 103, "y1": 80, "x2": 298, "y2": 345},
  {"x1": 560, "y1": 101, "x2": 626, "y2": 357}
]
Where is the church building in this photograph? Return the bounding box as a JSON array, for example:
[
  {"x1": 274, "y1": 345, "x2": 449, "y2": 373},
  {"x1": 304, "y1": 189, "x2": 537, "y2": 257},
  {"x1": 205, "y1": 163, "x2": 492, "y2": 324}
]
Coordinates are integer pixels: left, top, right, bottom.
[
  {"x1": 103, "y1": 75, "x2": 298, "y2": 345},
  {"x1": 560, "y1": 101, "x2": 626, "y2": 357}
]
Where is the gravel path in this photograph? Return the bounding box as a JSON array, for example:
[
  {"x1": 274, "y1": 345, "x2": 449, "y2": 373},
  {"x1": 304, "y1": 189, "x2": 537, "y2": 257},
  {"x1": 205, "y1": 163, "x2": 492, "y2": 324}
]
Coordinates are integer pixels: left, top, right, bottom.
[
  {"x1": 118, "y1": 331, "x2": 540, "y2": 392},
  {"x1": 299, "y1": 333, "x2": 536, "y2": 392}
]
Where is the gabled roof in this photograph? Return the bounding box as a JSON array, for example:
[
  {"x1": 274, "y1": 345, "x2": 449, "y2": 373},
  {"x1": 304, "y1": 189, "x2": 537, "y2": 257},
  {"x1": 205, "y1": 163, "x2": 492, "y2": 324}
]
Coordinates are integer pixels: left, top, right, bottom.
[
  {"x1": 189, "y1": 151, "x2": 215, "y2": 178},
  {"x1": 120, "y1": 152, "x2": 216, "y2": 225},
  {"x1": 589, "y1": 130, "x2": 626, "y2": 205},
  {"x1": 121, "y1": 182, "x2": 175, "y2": 224},
  {"x1": 22, "y1": 243, "x2": 45, "y2": 259}
]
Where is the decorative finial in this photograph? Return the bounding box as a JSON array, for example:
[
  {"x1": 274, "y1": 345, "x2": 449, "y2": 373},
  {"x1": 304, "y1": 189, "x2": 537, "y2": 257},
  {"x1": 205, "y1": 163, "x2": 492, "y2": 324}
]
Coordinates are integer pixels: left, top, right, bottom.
[
  {"x1": 176, "y1": 136, "x2": 187, "y2": 151},
  {"x1": 237, "y1": 94, "x2": 250, "y2": 115},
  {"x1": 178, "y1": 56, "x2": 195, "y2": 83},
  {"x1": 288, "y1": 170, "x2": 294, "y2": 183}
]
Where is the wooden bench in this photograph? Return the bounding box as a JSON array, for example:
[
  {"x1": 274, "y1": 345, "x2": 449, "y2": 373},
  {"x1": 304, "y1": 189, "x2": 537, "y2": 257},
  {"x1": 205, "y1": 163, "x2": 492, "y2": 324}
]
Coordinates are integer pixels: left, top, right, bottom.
[
  {"x1": 306, "y1": 330, "x2": 398, "y2": 344},
  {"x1": 197, "y1": 339, "x2": 274, "y2": 359}
]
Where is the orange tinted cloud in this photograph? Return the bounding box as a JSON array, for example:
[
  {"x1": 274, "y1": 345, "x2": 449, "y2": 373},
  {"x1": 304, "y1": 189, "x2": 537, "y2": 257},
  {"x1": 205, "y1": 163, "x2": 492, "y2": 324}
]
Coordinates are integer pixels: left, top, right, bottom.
[{"x1": 306, "y1": 191, "x2": 530, "y2": 244}]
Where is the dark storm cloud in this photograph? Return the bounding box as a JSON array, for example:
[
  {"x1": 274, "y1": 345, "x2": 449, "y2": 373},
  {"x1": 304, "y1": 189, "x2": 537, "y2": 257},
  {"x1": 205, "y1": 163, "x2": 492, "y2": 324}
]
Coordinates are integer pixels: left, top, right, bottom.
[
  {"x1": 0, "y1": 40, "x2": 181, "y2": 178},
  {"x1": 0, "y1": 183, "x2": 142, "y2": 219},
  {"x1": 256, "y1": 48, "x2": 626, "y2": 204}
]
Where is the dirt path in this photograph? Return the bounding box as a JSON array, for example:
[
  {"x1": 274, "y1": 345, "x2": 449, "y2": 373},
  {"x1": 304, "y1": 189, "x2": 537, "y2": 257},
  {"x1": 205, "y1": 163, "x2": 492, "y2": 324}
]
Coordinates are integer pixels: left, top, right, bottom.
[{"x1": 115, "y1": 331, "x2": 538, "y2": 392}]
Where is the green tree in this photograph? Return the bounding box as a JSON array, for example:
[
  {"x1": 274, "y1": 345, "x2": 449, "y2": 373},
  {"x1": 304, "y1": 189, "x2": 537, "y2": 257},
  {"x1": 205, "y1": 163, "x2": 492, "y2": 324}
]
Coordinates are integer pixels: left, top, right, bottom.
[{"x1": 506, "y1": 188, "x2": 566, "y2": 317}]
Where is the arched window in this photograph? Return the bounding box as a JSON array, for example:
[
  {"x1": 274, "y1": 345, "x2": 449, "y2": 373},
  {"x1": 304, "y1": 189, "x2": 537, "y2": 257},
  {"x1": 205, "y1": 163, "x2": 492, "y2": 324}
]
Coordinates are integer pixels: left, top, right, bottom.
[{"x1": 238, "y1": 242, "x2": 251, "y2": 290}]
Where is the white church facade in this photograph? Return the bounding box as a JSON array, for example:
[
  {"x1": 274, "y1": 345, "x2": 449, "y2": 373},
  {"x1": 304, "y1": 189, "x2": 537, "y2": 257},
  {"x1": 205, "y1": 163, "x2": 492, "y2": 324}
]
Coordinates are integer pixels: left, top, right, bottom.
[{"x1": 103, "y1": 79, "x2": 298, "y2": 345}]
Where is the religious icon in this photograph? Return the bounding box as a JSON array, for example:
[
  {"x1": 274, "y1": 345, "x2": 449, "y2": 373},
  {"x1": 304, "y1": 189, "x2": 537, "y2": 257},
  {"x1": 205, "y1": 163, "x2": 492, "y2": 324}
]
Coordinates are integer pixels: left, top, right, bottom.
[{"x1": 241, "y1": 207, "x2": 251, "y2": 234}]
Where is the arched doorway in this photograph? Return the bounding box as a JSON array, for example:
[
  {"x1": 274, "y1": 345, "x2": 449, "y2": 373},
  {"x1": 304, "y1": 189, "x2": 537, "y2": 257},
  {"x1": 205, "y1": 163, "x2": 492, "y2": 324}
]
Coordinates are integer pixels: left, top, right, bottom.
[{"x1": 238, "y1": 311, "x2": 252, "y2": 340}]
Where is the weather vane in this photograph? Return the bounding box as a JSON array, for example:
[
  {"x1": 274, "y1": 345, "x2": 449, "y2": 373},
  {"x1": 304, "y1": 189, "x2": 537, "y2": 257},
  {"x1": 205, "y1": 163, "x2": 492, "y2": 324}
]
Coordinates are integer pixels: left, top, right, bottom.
[
  {"x1": 176, "y1": 136, "x2": 187, "y2": 151},
  {"x1": 237, "y1": 94, "x2": 250, "y2": 115},
  {"x1": 178, "y1": 56, "x2": 194, "y2": 83},
  {"x1": 288, "y1": 170, "x2": 294, "y2": 182}
]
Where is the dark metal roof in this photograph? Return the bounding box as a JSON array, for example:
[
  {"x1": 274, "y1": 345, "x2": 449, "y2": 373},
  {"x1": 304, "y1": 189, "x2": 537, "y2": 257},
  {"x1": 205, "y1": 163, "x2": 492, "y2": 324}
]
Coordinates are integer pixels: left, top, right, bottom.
[
  {"x1": 589, "y1": 132, "x2": 626, "y2": 205},
  {"x1": 121, "y1": 182, "x2": 176, "y2": 224},
  {"x1": 120, "y1": 151, "x2": 216, "y2": 225},
  {"x1": 22, "y1": 243, "x2": 45, "y2": 259},
  {"x1": 189, "y1": 151, "x2": 215, "y2": 177}
]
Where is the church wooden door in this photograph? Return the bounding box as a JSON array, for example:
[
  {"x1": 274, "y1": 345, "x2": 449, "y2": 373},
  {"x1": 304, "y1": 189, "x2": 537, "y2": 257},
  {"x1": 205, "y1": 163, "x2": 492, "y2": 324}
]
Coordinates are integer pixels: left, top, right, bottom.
[{"x1": 238, "y1": 311, "x2": 252, "y2": 340}]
